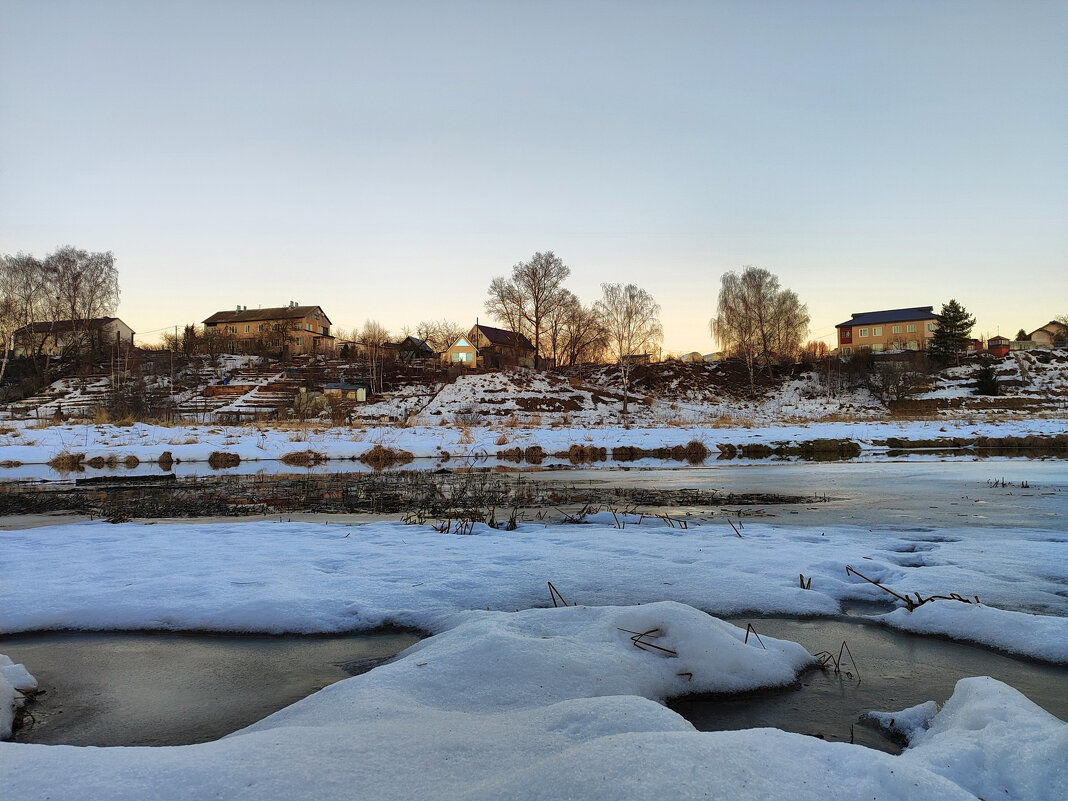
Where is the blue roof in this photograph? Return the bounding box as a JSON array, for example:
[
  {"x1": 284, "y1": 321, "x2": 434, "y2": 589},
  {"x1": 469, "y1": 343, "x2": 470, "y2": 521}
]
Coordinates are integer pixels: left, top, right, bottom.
[{"x1": 836, "y1": 307, "x2": 937, "y2": 328}]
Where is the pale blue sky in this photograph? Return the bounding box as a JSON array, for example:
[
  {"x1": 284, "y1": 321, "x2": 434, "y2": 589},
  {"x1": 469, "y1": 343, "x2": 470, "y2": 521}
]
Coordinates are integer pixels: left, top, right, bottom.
[{"x1": 2, "y1": 0, "x2": 1065, "y2": 351}]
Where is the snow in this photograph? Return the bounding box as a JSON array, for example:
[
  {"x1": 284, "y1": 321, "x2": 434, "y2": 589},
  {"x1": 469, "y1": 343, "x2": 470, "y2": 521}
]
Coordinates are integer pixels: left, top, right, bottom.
[
  {"x1": 0, "y1": 655, "x2": 36, "y2": 739},
  {"x1": 2, "y1": 598, "x2": 1065, "y2": 800},
  {"x1": 1, "y1": 398, "x2": 1067, "y2": 797},
  {"x1": 0, "y1": 414, "x2": 1065, "y2": 480}
]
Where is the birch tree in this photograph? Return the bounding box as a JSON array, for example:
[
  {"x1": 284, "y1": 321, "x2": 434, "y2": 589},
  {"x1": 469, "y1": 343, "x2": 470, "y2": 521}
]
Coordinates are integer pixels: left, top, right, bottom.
[
  {"x1": 711, "y1": 266, "x2": 809, "y2": 393},
  {"x1": 596, "y1": 283, "x2": 663, "y2": 415}
]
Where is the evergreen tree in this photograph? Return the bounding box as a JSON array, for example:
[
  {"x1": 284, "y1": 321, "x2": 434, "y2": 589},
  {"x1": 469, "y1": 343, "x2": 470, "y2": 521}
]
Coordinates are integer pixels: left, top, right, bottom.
[
  {"x1": 1015, "y1": 328, "x2": 1028, "y2": 342},
  {"x1": 974, "y1": 361, "x2": 999, "y2": 396},
  {"x1": 928, "y1": 299, "x2": 975, "y2": 366}
]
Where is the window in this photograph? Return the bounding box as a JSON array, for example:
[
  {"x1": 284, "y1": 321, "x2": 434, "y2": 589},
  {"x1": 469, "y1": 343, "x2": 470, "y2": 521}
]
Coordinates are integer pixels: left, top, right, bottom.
[
  {"x1": 295, "y1": 337, "x2": 303, "y2": 346},
  {"x1": 906, "y1": 324, "x2": 916, "y2": 333},
  {"x1": 244, "y1": 325, "x2": 251, "y2": 333},
  {"x1": 840, "y1": 346, "x2": 852, "y2": 355},
  {"x1": 859, "y1": 328, "x2": 869, "y2": 337},
  {"x1": 928, "y1": 323, "x2": 936, "y2": 332},
  {"x1": 226, "y1": 325, "x2": 237, "y2": 334},
  {"x1": 872, "y1": 343, "x2": 884, "y2": 352},
  {"x1": 452, "y1": 351, "x2": 471, "y2": 363},
  {"x1": 892, "y1": 325, "x2": 902, "y2": 334},
  {"x1": 907, "y1": 341, "x2": 919, "y2": 350},
  {"x1": 872, "y1": 326, "x2": 883, "y2": 336},
  {"x1": 259, "y1": 323, "x2": 265, "y2": 331}
]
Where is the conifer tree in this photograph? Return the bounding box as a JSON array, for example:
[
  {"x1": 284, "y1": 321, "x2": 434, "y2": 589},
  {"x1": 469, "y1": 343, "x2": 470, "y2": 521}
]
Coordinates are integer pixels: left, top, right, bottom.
[{"x1": 929, "y1": 299, "x2": 975, "y2": 366}]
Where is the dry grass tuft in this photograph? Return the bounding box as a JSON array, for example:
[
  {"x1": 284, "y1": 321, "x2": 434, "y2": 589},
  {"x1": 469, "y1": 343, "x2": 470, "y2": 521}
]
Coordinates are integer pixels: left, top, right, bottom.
[
  {"x1": 495, "y1": 433, "x2": 509, "y2": 446},
  {"x1": 523, "y1": 445, "x2": 545, "y2": 464},
  {"x1": 208, "y1": 451, "x2": 241, "y2": 469},
  {"x1": 48, "y1": 451, "x2": 86, "y2": 473},
  {"x1": 158, "y1": 451, "x2": 174, "y2": 471},
  {"x1": 359, "y1": 445, "x2": 414, "y2": 470},
  {"x1": 683, "y1": 439, "x2": 709, "y2": 464},
  {"x1": 281, "y1": 450, "x2": 328, "y2": 466},
  {"x1": 123, "y1": 454, "x2": 140, "y2": 468}
]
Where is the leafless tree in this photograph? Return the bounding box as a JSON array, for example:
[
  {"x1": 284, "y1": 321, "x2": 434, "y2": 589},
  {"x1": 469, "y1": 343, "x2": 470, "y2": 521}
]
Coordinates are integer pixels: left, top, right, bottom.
[
  {"x1": 416, "y1": 319, "x2": 468, "y2": 353},
  {"x1": 360, "y1": 319, "x2": 390, "y2": 394},
  {"x1": 45, "y1": 246, "x2": 120, "y2": 358},
  {"x1": 1, "y1": 253, "x2": 51, "y2": 381},
  {"x1": 711, "y1": 266, "x2": 808, "y2": 394},
  {"x1": 485, "y1": 251, "x2": 571, "y2": 359},
  {"x1": 596, "y1": 283, "x2": 663, "y2": 415},
  {"x1": 558, "y1": 295, "x2": 608, "y2": 366}
]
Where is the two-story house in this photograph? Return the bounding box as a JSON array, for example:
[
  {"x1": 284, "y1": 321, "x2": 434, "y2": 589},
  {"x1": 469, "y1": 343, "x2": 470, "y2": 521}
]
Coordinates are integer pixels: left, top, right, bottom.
[
  {"x1": 202, "y1": 303, "x2": 334, "y2": 355},
  {"x1": 835, "y1": 307, "x2": 939, "y2": 355},
  {"x1": 441, "y1": 324, "x2": 536, "y2": 369}
]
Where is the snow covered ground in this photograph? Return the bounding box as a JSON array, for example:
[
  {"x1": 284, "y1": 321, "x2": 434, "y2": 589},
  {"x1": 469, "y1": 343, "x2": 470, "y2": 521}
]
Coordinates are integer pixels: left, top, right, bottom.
[{"x1": 2, "y1": 510, "x2": 1067, "y2": 800}]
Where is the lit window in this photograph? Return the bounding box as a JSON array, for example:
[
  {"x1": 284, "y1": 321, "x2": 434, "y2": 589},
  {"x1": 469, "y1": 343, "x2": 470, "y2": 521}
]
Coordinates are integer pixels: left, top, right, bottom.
[
  {"x1": 859, "y1": 328, "x2": 869, "y2": 337},
  {"x1": 892, "y1": 325, "x2": 902, "y2": 334},
  {"x1": 872, "y1": 327, "x2": 883, "y2": 336}
]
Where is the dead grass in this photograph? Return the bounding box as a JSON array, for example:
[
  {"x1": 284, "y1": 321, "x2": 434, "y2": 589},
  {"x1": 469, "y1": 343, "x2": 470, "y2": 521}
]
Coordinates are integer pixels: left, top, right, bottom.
[
  {"x1": 281, "y1": 450, "x2": 328, "y2": 466},
  {"x1": 48, "y1": 451, "x2": 86, "y2": 473},
  {"x1": 158, "y1": 451, "x2": 174, "y2": 471},
  {"x1": 208, "y1": 451, "x2": 241, "y2": 469},
  {"x1": 123, "y1": 454, "x2": 140, "y2": 468},
  {"x1": 560, "y1": 444, "x2": 607, "y2": 464},
  {"x1": 495, "y1": 433, "x2": 509, "y2": 446},
  {"x1": 359, "y1": 445, "x2": 414, "y2": 470},
  {"x1": 524, "y1": 445, "x2": 545, "y2": 464},
  {"x1": 0, "y1": 460, "x2": 24, "y2": 468}
]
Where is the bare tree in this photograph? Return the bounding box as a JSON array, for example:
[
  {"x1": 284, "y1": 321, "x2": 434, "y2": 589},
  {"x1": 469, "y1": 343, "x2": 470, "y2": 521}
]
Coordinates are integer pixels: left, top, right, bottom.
[
  {"x1": 485, "y1": 251, "x2": 571, "y2": 360},
  {"x1": 1, "y1": 253, "x2": 51, "y2": 381},
  {"x1": 416, "y1": 319, "x2": 468, "y2": 354},
  {"x1": 711, "y1": 266, "x2": 808, "y2": 394},
  {"x1": 559, "y1": 296, "x2": 608, "y2": 366},
  {"x1": 45, "y1": 246, "x2": 120, "y2": 359},
  {"x1": 596, "y1": 283, "x2": 663, "y2": 415},
  {"x1": 360, "y1": 319, "x2": 390, "y2": 394}
]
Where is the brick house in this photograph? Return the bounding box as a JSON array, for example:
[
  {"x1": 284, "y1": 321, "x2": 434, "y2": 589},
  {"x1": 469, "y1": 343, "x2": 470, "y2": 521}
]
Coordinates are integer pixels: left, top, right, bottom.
[
  {"x1": 203, "y1": 304, "x2": 334, "y2": 355},
  {"x1": 835, "y1": 307, "x2": 939, "y2": 355},
  {"x1": 441, "y1": 324, "x2": 536, "y2": 369}
]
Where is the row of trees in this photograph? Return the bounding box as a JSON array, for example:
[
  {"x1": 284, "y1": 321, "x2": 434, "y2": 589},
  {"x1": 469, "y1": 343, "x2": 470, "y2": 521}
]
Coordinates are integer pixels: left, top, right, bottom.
[
  {"x1": 0, "y1": 246, "x2": 121, "y2": 382},
  {"x1": 484, "y1": 252, "x2": 664, "y2": 412}
]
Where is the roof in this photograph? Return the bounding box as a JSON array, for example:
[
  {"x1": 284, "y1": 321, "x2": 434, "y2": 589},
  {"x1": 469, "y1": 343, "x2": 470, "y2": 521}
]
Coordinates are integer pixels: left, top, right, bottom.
[
  {"x1": 835, "y1": 307, "x2": 937, "y2": 328},
  {"x1": 396, "y1": 336, "x2": 434, "y2": 353},
  {"x1": 203, "y1": 305, "x2": 331, "y2": 326},
  {"x1": 15, "y1": 317, "x2": 123, "y2": 335},
  {"x1": 474, "y1": 324, "x2": 535, "y2": 351},
  {"x1": 1030, "y1": 321, "x2": 1068, "y2": 337}
]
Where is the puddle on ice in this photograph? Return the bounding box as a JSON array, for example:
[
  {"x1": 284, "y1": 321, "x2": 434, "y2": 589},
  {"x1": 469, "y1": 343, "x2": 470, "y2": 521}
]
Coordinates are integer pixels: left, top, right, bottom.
[
  {"x1": 669, "y1": 617, "x2": 1068, "y2": 753},
  {"x1": 6, "y1": 618, "x2": 1067, "y2": 753},
  {"x1": 0, "y1": 629, "x2": 422, "y2": 746}
]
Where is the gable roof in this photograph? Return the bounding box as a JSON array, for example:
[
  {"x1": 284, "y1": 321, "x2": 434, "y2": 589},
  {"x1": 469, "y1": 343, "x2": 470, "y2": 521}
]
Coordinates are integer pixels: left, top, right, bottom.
[
  {"x1": 835, "y1": 306, "x2": 937, "y2": 328},
  {"x1": 203, "y1": 305, "x2": 331, "y2": 326},
  {"x1": 15, "y1": 317, "x2": 125, "y2": 335},
  {"x1": 1030, "y1": 320, "x2": 1068, "y2": 337},
  {"x1": 396, "y1": 335, "x2": 434, "y2": 354},
  {"x1": 474, "y1": 324, "x2": 535, "y2": 351}
]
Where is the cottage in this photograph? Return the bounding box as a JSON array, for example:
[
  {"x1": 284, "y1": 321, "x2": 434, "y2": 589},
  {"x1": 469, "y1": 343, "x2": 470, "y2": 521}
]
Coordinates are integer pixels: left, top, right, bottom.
[
  {"x1": 203, "y1": 303, "x2": 334, "y2": 356},
  {"x1": 986, "y1": 336, "x2": 1011, "y2": 357},
  {"x1": 1028, "y1": 321, "x2": 1068, "y2": 349},
  {"x1": 835, "y1": 307, "x2": 939, "y2": 355},
  {"x1": 395, "y1": 336, "x2": 435, "y2": 364},
  {"x1": 441, "y1": 324, "x2": 536, "y2": 369},
  {"x1": 13, "y1": 317, "x2": 135, "y2": 358}
]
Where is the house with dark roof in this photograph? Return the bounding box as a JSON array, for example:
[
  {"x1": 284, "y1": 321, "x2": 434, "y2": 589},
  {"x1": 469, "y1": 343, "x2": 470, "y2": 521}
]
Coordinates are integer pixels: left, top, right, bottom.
[
  {"x1": 202, "y1": 303, "x2": 334, "y2": 356},
  {"x1": 835, "y1": 307, "x2": 939, "y2": 355},
  {"x1": 395, "y1": 336, "x2": 435, "y2": 364},
  {"x1": 441, "y1": 324, "x2": 536, "y2": 369},
  {"x1": 13, "y1": 317, "x2": 134, "y2": 357}
]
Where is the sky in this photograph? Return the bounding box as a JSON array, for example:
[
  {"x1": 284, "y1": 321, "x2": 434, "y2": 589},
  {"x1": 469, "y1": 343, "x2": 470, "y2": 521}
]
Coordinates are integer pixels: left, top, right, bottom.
[{"x1": 1, "y1": 0, "x2": 1065, "y2": 353}]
